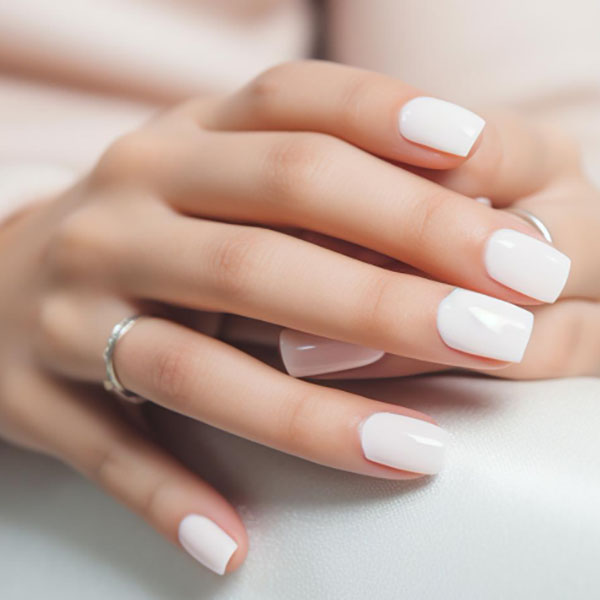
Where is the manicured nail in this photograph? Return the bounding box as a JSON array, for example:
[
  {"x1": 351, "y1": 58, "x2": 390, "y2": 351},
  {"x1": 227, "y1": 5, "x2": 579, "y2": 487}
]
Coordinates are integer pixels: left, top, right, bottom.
[
  {"x1": 279, "y1": 329, "x2": 384, "y2": 377},
  {"x1": 360, "y1": 412, "x2": 448, "y2": 474},
  {"x1": 399, "y1": 96, "x2": 485, "y2": 157},
  {"x1": 485, "y1": 228, "x2": 571, "y2": 303},
  {"x1": 178, "y1": 514, "x2": 237, "y2": 575},
  {"x1": 437, "y1": 288, "x2": 534, "y2": 362}
]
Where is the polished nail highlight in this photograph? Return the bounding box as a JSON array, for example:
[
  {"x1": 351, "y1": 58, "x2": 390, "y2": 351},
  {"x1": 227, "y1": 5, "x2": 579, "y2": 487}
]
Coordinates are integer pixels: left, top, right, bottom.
[
  {"x1": 360, "y1": 412, "x2": 448, "y2": 474},
  {"x1": 437, "y1": 288, "x2": 534, "y2": 362},
  {"x1": 485, "y1": 228, "x2": 571, "y2": 303},
  {"x1": 399, "y1": 96, "x2": 485, "y2": 157},
  {"x1": 280, "y1": 329, "x2": 384, "y2": 377},
  {"x1": 178, "y1": 514, "x2": 237, "y2": 575}
]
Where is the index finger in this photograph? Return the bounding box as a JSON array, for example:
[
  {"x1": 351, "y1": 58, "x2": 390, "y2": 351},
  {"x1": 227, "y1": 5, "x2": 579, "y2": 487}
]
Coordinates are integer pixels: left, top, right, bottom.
[{"x1": 198, "y1": 60, "x2": 486, "y2": 169}]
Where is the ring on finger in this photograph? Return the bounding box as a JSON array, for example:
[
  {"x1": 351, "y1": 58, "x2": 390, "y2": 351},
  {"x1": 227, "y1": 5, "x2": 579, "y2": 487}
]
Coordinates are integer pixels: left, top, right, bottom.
[
  {"x1": 506, "y1": 207, "x2": 553, "y2": 243},
  {"x1": 103, "y1": 315, "x2": 147, "y2": 403}
]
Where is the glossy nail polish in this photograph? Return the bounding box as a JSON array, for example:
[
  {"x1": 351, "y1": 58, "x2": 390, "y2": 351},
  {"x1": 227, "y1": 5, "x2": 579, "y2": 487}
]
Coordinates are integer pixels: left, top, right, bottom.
[
  {"x1": 485, "y1": 229, "x2": 571, "y2": 302},
  {"x1": 437, "y1": 288, "x2": 534, "y2": 362},
  {"x1": 280, "y1": 329, "x2": 384, "y2": 377},
  {"x1": 360, "y1": 412, "x2": 448, "y2": 474},
  {"x1": 399, "y1": 96, "x2": 485, "y2": 156},
  {"x1": 178, "y1": 514, "x2": 237, "y2": 575}
]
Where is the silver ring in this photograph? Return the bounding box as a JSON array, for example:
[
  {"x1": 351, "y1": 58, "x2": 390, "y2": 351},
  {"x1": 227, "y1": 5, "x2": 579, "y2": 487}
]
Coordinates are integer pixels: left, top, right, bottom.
[
  {"x1": 103, "y1": 315, "x2": 145, "y2": 403},
  {"x1": 507, "y1": 208, "x2": 553, "y2": 244}
]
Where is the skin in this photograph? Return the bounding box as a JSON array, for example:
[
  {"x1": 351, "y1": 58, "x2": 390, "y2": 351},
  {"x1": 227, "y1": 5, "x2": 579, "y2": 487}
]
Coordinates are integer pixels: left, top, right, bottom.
[{"x1": 1, "y1": 61, "x2": 599, "y2": 573}]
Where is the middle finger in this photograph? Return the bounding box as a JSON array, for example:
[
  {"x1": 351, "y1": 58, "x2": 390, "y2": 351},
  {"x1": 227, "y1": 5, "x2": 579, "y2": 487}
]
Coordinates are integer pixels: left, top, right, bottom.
[
  {"x1": 149, "y1": 129, "x2": 571, "y2": 306},
  {"x1": 119, "y1": 213, "x2": 535, "y2": 368}
]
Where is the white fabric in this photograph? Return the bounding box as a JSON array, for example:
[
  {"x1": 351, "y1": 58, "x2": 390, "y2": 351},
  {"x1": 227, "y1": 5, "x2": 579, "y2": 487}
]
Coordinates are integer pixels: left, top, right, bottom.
[{"x1": 2, "y1": 375, "x2": 600, "y2": 598}]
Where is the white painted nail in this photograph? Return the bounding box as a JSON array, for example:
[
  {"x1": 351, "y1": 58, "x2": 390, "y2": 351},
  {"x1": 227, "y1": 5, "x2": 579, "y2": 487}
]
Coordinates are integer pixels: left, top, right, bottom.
[
  {"x1": 178, "y1": 514, "x2": 237, "y2": 575},
  {"x1": 437, "y1": 288, "x2": 534, "y2": 362},
  {"x1": 485, "y1": 228, "x2": 571, "y2": 303},
  {"x1": 279, "y1": 329, "x2": 385, "y2": 377},
  {"x1": 360, "y1": 412, "x2": 448, "y2": 475},
  {"x1": 399, "y1": 96, "x2": 485, "y2": 157}
]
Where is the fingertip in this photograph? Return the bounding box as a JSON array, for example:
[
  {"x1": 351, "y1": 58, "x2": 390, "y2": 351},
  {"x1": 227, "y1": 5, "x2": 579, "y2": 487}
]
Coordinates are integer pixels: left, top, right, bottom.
[
  {"x1": 178, "y1": 512, "x2": 248, "y2": 575},
  {"x1": 398, "y1": 96, "x2": 486, "y2": 160}
]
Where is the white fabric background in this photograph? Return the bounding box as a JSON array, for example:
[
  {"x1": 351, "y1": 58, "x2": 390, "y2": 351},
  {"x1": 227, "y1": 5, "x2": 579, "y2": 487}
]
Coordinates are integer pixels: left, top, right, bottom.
[{"x1": 2, "y1": 375, "x2": 600, "y2": 599}]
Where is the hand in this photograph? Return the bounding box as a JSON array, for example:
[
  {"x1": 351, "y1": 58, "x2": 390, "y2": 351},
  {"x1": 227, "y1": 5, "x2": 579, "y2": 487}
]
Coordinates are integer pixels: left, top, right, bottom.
[
  {"x1": 265, "y1": 108, "x2": 598, "y2": 380},
  {"x1": 0, "y1": 60, "x2": 571, "y2": 574}
]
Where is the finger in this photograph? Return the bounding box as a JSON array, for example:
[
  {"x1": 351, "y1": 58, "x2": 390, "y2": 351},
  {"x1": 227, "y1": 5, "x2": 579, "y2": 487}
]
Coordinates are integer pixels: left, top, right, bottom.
[
  {"x1": 193, "y1": 60, "x2": 486, "y2": 166},
  {"x1": 110, "y1": 317, "x2": 449, "y2": 478},
  {"x1": 415, "y1": 112, "x2": 581, "y2": 203},
  {"x1": 313, "y1": 297, "x2": 600, "y2": 381},
  {"x1": 0, "y1": 368, "x2": 247, "y2": 575},
  {"x1": 217, "y1": 316, "x2": 445, "y2": 380},
  {"x1": 147, "y1": 128, "x2": 569, "y2": 305},
  {"x1": 507, "y1": 178, "x2": 600, "y2": 299},
  {"x1": 32, "y1": 307, "x2": 453, "y2": 478},
  {"x1": 113, "y1": 215, "x2": 536, "y2": 369},
  {"x1": 478, "y1": 298, "x2": 600, "y2": 379},
  {"x1": 32, "y1": 293, "x2": 451, "y2": 478}
]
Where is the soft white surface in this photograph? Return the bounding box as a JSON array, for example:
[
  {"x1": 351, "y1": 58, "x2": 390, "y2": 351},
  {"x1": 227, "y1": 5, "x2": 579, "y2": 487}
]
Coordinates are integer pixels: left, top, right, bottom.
[{"x1": 2, "y1": 375, "x2": 600, "y2": 599}]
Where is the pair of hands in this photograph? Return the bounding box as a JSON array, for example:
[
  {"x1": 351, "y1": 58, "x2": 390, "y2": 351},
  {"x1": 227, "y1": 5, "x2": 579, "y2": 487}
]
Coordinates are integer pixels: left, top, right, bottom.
[{"x1": 1, "y1": 61, "x2": 599, "y2": 575}]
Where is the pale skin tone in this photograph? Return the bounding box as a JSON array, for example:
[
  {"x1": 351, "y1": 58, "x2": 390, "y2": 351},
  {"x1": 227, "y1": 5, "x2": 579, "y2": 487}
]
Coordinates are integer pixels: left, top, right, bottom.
[{"x1": 1, "y1": 61, "x2": 599, "y2": 573}]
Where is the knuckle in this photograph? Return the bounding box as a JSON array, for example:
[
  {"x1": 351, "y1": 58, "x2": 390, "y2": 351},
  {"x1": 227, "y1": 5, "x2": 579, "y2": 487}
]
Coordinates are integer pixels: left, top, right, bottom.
[
  {"x1": 245, "y1": 61, "x2": 302, "y2": 108},
  {"x1": 279, "y1": 388, "x2": 321, "y2": 453},
  {"x1": 94, "y1": 130, "x2": 164, "y2": 183},
  {"x1": 150, "y1": 343, "x2": 195, "y2": 408},
  {"x1": 207, "y1": 229, "x2": 273, "y2": 299},
  {"x1": 90, "y1": 442, "x2": 124, "y2": 484},
  {"x1": 261, "y1": 134, "x2": 334, "y2": 206},
  {"x1": 35, "y1": 294, "x2": 71, "y2": 357},
  {"x1": 408, "y1": 189, "x2": 449, "y2": 246},
  {"x1": 140, "y1": 477, "x2": 173, "y2": 522},
  {"x1": 336, "y1": 72, "x2": 375, "y2": 132},
  {"x1": 355, "y1": 273, "x2": 398, "y2": 336},
  {"x1": 45, "y1": 208, "x2": 114, "y2": 280}
]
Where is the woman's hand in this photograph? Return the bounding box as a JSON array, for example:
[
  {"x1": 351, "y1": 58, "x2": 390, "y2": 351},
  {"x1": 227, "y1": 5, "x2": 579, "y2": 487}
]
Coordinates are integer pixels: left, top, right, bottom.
[
  {"x1": 0, "y1": 60, "x2": 573, "y2": 574},
  {"x1": 270, "y1": 107, "x2": 598, "y2": 381}
]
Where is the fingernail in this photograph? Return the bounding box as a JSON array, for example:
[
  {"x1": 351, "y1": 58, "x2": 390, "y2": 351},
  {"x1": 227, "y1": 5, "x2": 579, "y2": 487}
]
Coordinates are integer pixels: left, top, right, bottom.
[
  {"x1": 279, "y1": 329, "x2": 384, "y2": 377},
  {"x1": 178, "y1": 514, "x2": 237, "y2": 575},
  {"x1": 399, "y1": 96, "x2": 485, "y2": 157},
  {"x1": 360, "y1": 412, "x2": 448, "y2": 474},
  {"x1": 437, "y1": 288, "x2": 534, "y2": 362},
  {"x1": 485, "y1": 228, "x2": 571, "y2": 303},
  {"x1": 474, "y1": 196, "x2": 492, "y2": 206}
]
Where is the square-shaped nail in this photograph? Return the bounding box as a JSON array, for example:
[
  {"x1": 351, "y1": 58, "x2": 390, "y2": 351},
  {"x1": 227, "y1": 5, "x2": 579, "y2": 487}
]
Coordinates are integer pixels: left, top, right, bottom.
[
  {"x1": 360, "y1": 412, "x2": 448, "y2": 474},
  {"x1": 178, "y1": 514, "x2": 237, "y2": 575},
  {"x1": 280, "y1": 329, "x2": 384, "y2": 377},
  {"x1": 437, "y1": 288, "x2": 534, "y2": 362},
  {"x1": 485, "y1": 229, "x2": 571, "y2": 302},
  {"x1": 399, "y1": 96, "x2": 485, "y2": 156}
]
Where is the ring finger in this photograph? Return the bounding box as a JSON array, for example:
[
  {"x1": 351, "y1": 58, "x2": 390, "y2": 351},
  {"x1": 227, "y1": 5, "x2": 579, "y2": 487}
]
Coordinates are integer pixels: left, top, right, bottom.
[
  {"x1": 129, "y1": 127, "x2": 571, "y2": 306},
  {"x1": 36, "y1": 306, "x2": 451, "y2": 479}
]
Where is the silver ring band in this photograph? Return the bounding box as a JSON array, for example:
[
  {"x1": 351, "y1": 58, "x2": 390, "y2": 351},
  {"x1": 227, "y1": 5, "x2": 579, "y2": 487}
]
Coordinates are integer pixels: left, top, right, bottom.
[
  {"x1": 507, "y1": 207, "x2": 553, "y2": 244},
  {"x1": 103, "y1": 315, "x2": 145, "y2": 403}
]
